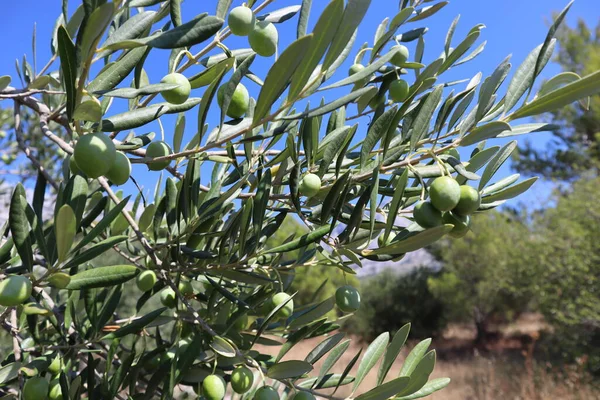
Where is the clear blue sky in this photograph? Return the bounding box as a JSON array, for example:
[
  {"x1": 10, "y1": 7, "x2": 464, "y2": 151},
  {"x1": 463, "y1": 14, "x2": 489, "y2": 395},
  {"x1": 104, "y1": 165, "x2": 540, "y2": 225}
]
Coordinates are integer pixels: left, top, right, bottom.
[{"x1": 2, "y1": 0, "x2": 599, "y2": 208}]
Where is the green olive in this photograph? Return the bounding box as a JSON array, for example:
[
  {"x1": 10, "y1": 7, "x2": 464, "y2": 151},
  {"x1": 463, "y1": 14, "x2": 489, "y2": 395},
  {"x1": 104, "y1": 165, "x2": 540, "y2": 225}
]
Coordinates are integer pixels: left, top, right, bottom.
[
  {"x1": 413, "y1": 201, "x2": 444, "y2": 228},
  {"x1": 271, "y1": 292, "x2": 294, "y2": 320},
  {"x1": 335, "y1": 285, "x2": 361, "y2": 313},
  {"x1": 136, "y1": 270, "x2": 157, "y2": 292},
  {"x1": 0, "y1": 275, "x2": 32, "y2": 306},
  {"x1": 390, "y1": 44, "x2": 409, "y2": 67},
  {"x1": 217, "y1": 83, "x2": 250, "y2": 119},
  {"x1": 23, "y1": 376, "x2": 49, "y2": 400},
  {"x1": 48, "y1": 379, "x2": 63, "y2": 400},
  {"x1": 47, "y1": 273, "x2": 71, "y2": 289},
  {"x1": 161, "y1": 288, "x2": 177, "y2": 308},
  {"x1": 228, "y1": 6, "x2": 256, "y2": 36},
  {"x1": 254, "y1": 386, "x2": 279, "y2": 400},
  {"x1": 178, "y1": 279, "x2": 194, "y2": 296},
  {"x1": 105, "y1": 151, "x2": 131, "y2": 186},
  {"x1": 249, "y1": 21, "x2": 278, "y2": 57},
  {"x1": 73, "y1": 133, "x2": 116, "y2": 179},
  {"x1": 292, "y1": 392, "x2": 316, "y2": 400},
  {"x1": 453, "y1": 185, "x2": 481, "y2": 215},
  {"x1": 48, "y1": 355, "x2": 63, "y2": 375},
  {"x1": 443, "y1": 212, "x2": 471, "y2": 238},
  {"x1": 146, "y1": 141, "x2": 172, "y2": 171},
  {"x1": 160, "y1": 73, "x2": 191, "y2": 105},
  {"x1": 389, "y1": 79, "x2": 410, "y2": 103},
  {"x1": 298, "y1": 173, "x2": 321, "y2": 198},
  {"x1": 429, "y1": 176, "x2": 461, "y2": 212},
  {"x1": 231, "y1": 366, "x2": 254, "y2": 394},
  {"x1": 203, "y1": 374, "x2": 227, "y2": 400}
]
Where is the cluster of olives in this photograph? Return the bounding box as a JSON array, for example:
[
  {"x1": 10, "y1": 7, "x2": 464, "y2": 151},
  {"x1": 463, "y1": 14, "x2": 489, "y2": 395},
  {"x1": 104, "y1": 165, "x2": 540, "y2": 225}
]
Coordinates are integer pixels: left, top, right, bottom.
[
  {"x1": 228, "y1": 6, "x2": 278, "y2": 57},
  {"x1": 413, "y1": 176, "x2": 481, "y2": 238},
  {"x1": 349, "y1": 44, "x2": 411, "y2": 107},
  {"x1": 70, "y1": 133, "x2": 173, "y2": 182},
  {"x1": 22, "y1": 356, "x2": 64, "y2": 400}
]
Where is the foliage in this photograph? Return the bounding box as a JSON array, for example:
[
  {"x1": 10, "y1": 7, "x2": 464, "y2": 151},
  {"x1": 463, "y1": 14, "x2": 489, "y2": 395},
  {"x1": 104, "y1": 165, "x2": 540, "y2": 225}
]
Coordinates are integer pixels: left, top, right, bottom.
[
  {"x1": 345, "y1": 268, "x2": 446, "y2": 341},
  {"x1": 531, "y1": 177, "x2": 600, "y2": 373},
  {"x1": 514, "y1": 18, "x2": 600, "y2": 180},
  {"x1": 0, "y1": 0, "x2": 597, "y2": 398}
]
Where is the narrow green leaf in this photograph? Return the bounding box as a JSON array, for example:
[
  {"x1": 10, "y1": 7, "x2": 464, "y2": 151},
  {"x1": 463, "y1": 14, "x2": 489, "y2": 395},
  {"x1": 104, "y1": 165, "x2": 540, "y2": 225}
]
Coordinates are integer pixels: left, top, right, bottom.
[
  {"x1": 65, "y1": 235, "x2": 128, "y2": 269},
  {"x1": 263, "y1": 224, "x2": 330, "y2": 254},
  {"x1": 100, "y1": 98, "x2": 200, "y2": 131},
  {"x1": 253, "y1": 169, "x2": 272, "y2": 240},
  {"x1": 188, "y1": 57, "x2": 234, "y2": 89},
  {"x1": 55, "y1": 205, "x2": 76, "y2": 263},
  {"x1": 216, "y1": 0, "x2": 233, "y2": 19},
  {"x1": 364, "y1": 225, "x2": 453, "y2": 256},
  {"x1": 460, "y1": 121, "x2": 511, "y2": 147},
  {"x1": 377, "y1": 323, "x2": 411, "y2": 385},
  {"x1": 317, "y1": 339, "x2": 351, "y2": 385},
  {"x1": 95, "y1": 83, "x2": 180, "y2": 98},
  {"x1": 197, "y1": 59, "x2": 234, "y2": 138},
  {"x1": 410, "y1": 85, "x2": 444, "y2": 151},
  {"x1": 361, "y1": 106, "x2": 398, "y2": 169},
  {"x1": 253, "y1": 35, "x2": 313, "y2": 124},
  {"x1": 536, "y1": 71, "x2": 580, "y2": 98},
  {"x1": 281, "y1": 87, "x2": 373, "y2": 120},
  {"x1": 355, "y1": 377, "x2": 411, "y2": 400},
  {"x1": 323, "y1": 0, "x2": 371, "y2": 69},
  {"x1": 482, "y1": 177, "x2": 538, "y2": 203},
  {"x1": 210, "y1": 336, "x2": 237, "y2": 358},
  {"x1": 267, "y1": 360, "x2": 313, "y2": 380},
  {"x1": 57, "y1": 26, "x2": 77, "y2": 120},
  {"x1": 383, "y1": 169, "x2": 408, "y2": 243},
  {"x1": 479, "y1": 140, "x2": 517, "y2": 190},
  {"x1": 397, "y1": 350, "x2": 436, "y2": 396},
  {"x1": 79, "y1": 3, "x2": 114, "y2": 62},
  {"x1": 9, "y1": 185, "x2": 33, "y2": 271},
  {"x1": 0, "y1": 75, "x2": 12, "y2": 91},
  {"x1": 289, "y1": 0, "x2": 343, "y2": 99},
  {"x1": 352, "y1": 332, "x2": 389, "y2": 391},
  {"x1": 219, "y1": 54, "x2": 255, "y2": 127},
  {"x1": 399, "y1": 338, "x2": 431, "y2": 377},
  {"x1": 67, "y1": 265, "x2": 139, "y2": 290},
  {"x1": 98, "y1": 11, "x2": 156, "y2": 58},
  {"x1": 102, "y1": 308, "x2": 167, "y2": 340},
  {"x1": 74, "y1": 196, "x2": 130, "y2": 252},
  {"x1": 439, "y1": 29, "x2": 481, "y2": 73},
  {"x1": 297, "y1": 0, "x2": 312, "y2": 38},
  {"x1": 496, "y1": 122, "x2": 557, "y2": 138},
  {"x1": 305, "y1": 332, "x2": 345, "y2": 364},
  {"x1": 88, "y1": 46, "x2": 147, "y2": 93},
  {"x1": 407, "y1": 2, "x2": 448, "y2": 22},
  {"x1": 397, "y1": 378, "x2": 451, "y2": 400}
]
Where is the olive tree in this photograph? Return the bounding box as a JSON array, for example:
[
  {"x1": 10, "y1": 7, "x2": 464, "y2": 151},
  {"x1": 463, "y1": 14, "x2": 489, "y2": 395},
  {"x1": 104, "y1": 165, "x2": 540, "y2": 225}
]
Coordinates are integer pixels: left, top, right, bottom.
[{"x1": 0, "y1": 0, "x2": 598, "y2": 399}]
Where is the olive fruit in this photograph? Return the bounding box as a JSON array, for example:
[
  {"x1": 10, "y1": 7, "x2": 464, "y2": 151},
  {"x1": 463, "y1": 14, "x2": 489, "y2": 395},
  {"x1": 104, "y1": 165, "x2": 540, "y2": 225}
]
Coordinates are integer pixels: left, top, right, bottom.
[
  {"x1": 254, "y1": 386, "x2": 279, "y2": 400},
  {"x1": 48, "y1": 355, "x2": 63, "y2": 375},
  {"x1": 146, "y1": 141, "x2": 172, "y2": 171},
  {"x1": 413, "y1": 201, "x2": 443, "y2": 228},
  {"x1": 136, "y1": 270, "x2": 157, "y2": 292},
  {"x1": 429, "y1": 176, "x2": 461, "y2": 212},
  {"x1": 161, "y1": 288, "x2": 177, "y2": 308},
  {"x1": 271, "y1": 292, "x2": 294, "y2": 320},
  {"x1": 217, "y1": 83, "x2": 250, "y2": 119},
  {"x1": 48, "y1": 380, "x2": 62, "y2": 400},
  {"x1": 73, "y1": 133, "x2": 116, "y2": 179},
  {"x1": 47, "y1": 272, "x2": 71, "y2": 289},
  {"x1": 23, "y1": 376, "x2": 49, "y2": 400},
  {"x1": 249, "y1": 21, "x2": 278, "y2": 57},
  {"x1": 68, "y1": 155, "x2": 83, "y2": 176},
  {"x1": 299, "y1": 173, "x2": 321, "y2": 197},
  {"x1": 335, "y1": 285, "x2": 361, "y2": 313},
  {"x1": 228, "y1": 6, "x2": 255, "y2": 36},
  {"x1": 0, "y1": 275, "x2": 32, "y2": 306},
  {"x1": 178, "y1": 279, "x2": 194, "y2": 296},
  {"x1": 390, "y1": 44, "x2": 410, "y2": 67},
  {"x1": 348, "y1": 63, "x2": 365, "y2": 76},
  {"x1": 233, "y1": 314, "x2": 249, "y2": 331},
  {"x1": 453, "y1": 185, "x2": 481, "y2": 216},
  {"x1": 231, "y1": 366, "x2": 254, "y2": 394},
  {"x1": 389, "y1": 79, "x2": 410, "y2": 103},
  {"x1": 160, "y1": 73, "x2": 191, "y2": 105},
  {"x1": 203, "y1": 374, "x2": 227, "y2": 400},
  {"x1": 105, "y1": 151, "x2": 131, "y2": 185},
  {"x1": 292, "y1": 392, "x2": 316, "y2": 400},
  {"x1": 378, "y1": 233, "x2": 393, "y2": 248},
  {"x1": 443, "y1": 212, "x2": 471, "y2": 238}
]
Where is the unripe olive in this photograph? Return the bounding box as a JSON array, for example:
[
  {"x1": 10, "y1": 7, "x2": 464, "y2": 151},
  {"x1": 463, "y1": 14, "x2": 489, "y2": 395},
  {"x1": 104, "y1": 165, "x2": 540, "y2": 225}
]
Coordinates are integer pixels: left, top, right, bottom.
[
  {"x1": 217, "y1": 83, "x2": 250, "y2": 119},
  {"x1": 146, "y1": 141, "x2": 172, "y2": 171},
  {"x1": 203, "y1": 374, "x2": 227, "y2": 400},
  {"x1": 73, "y1": 133, "x2": 116, "y2": 179},
  {"x1": 178, "y1": 279, "x2": 194, "y2": 296},
  {"x1": 47, "y1": 272, "x2": 71, "y2": 289},
  {"x1": 48, "y1": 379, "x2": 62, "y2": 400},
  {"x1": 136, "y1": 270, "x2": 157, "y2": 292},
  {"x1": 292, "y1": 392, "x2": 316, "y2": 400},
  {"x1": 105, "y1": 151, "x2": 131, "y2": 186},
  {"x1": 389, "y1": 79, "x2": 410, "y2": 103},
  {"x1": 0, "y1": 275, "x2": 32, "y2": 306},
  {"x1": 453, "y1": 185, "x2": 481, "y2": 216},
  {"x1": 443, "y1": 212, "x2": 471, "y2": 238},
  {"x1": 390, "y1": 44, "x2": 410, "y2": 67},
  {"x1": 68, "y1": 155, "x2": 84, "y2": 176},
  {"x1": 233, "y1": 314, "x2": 249, "y2": 331},
  {"x1": 335, "y1": 285, "x2": 361, "y2": 313},
  {"x1": 161, "y1": 288, "x2": 177, "y2": 308},
  {"x1": 377, "y1": 233, "x2": 393, "y2": 248},
  {"x1": 228, "y1": 6, "x2": 256, "y2": 36},
  {"x1": 249, "y1": 21, "x2": 278, "y2": 57},
  {"x1": 160, "y1": 73, "x2": 191, "y2": 105},
  {"x1": 429, "y1": 176, "x2": 461, "y2": 212},
  {"x1": 48, "y1": 355, "x2": 63, "y2": 375},
  {"x1": 299, "y1": 173, "x2": 321, "y2": 198},
  {"x1": 23, "y1": 376, "x2": 49, "y2": 400},
  {"x1": 413, "y1": 201, "x2": 443, "y2": 228},
  {"x1": 254, "y1": 386, "x2": 279, "y2": 400},
  {"x1": 348, "y1": 64, "x2": 365, "y2": 76},
  {"x1": 231, "y1": 366, "x2": 254, "y2": 394},
  {"x1": 271, "y1": 292, "x2": 294, "y2": 320}
]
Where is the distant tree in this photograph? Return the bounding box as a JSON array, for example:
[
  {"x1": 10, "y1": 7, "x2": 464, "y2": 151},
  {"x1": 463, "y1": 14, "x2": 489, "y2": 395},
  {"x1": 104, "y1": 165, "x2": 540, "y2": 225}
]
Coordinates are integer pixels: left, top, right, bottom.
[
  {"x1": 514, "y1": 19, "x2": 600, "y2": 180},
  {"x1": 427, "y1": 212, "x2": 537, "y2": 342}
]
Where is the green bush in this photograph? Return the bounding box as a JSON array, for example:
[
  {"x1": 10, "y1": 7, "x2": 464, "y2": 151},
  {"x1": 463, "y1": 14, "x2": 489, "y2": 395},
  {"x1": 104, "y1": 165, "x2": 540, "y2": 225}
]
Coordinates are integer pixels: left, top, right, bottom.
[{"x1": 344, "y1": 268, "x2": 446, "y2": 340}]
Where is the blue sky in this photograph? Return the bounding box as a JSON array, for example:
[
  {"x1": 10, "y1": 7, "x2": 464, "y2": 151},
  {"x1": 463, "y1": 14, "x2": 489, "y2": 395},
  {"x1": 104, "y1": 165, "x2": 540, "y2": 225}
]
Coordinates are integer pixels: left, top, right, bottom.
[{"x1": 2, "y1": 0, "x2": 598, "y2": 209}]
